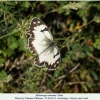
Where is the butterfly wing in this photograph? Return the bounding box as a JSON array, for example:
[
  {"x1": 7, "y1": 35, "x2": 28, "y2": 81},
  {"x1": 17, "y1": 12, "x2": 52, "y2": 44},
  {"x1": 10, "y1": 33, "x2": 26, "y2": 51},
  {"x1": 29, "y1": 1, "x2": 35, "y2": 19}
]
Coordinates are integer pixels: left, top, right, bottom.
[
  {"x1": 44, "y1": 46, "x2": 61, "y2": 70},
  {"x1": 28, "y1": 17, "x2": 53, "y2": 54},
  {"x1": 34, "y1": 46, "x2": 61, "y2": 70},
  {"x1": 28, "y1": 17, "x2": 61, "y2": 70}
]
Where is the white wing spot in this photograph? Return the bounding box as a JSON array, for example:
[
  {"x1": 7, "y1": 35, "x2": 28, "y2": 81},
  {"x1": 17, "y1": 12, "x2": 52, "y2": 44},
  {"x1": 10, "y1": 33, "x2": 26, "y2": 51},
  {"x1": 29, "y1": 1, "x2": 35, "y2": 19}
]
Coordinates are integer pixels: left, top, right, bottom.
[
  {"x1": 57, "y1": 61, "x2": 59, "y2": 64},
  {"x1": 54, "y1": 65, "x2": 56, "y2": 68},
  {"x1": 37, "y1": 21, "x2": 40, "y2": 23},
  {"x1": 33, "y1": 22, "x2": 36, "y2": 24},
  {"x1": 32, "y1": 30, "x2": 34, "y2": 33}
]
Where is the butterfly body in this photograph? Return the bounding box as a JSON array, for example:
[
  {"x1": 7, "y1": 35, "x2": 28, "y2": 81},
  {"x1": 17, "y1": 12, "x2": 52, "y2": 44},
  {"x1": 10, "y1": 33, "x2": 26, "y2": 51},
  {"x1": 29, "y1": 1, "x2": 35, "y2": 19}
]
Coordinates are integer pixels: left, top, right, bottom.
[{"x1": 28, "y1": 17, "x2": 61, "y2": 70}]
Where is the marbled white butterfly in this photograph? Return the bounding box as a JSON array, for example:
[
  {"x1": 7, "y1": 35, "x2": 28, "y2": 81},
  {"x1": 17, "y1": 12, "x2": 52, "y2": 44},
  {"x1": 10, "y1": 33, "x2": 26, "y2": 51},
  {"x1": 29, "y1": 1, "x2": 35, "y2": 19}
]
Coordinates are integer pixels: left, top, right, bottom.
[{"x1": 28, "y1": 17, "x2": 61, "y2": 70}]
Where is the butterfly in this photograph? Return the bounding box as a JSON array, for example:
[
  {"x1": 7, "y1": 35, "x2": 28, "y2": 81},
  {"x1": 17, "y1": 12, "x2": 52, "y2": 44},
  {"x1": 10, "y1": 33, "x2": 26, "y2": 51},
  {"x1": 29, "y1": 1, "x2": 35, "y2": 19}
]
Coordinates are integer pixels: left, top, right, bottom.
[{"x1": 28, "y1": 17, "x2": 61, "y2": 70}]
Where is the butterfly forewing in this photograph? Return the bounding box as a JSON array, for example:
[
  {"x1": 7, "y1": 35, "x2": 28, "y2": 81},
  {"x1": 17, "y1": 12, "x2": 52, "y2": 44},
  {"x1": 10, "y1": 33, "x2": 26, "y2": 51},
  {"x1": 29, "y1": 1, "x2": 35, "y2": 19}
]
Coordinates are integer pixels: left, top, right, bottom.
[
  {"x1": 28, "y1": 17, "x2": 61, "y2": 70},
  {"x1": 29, "y1": 17, "x2": 53, "y2": 41}
]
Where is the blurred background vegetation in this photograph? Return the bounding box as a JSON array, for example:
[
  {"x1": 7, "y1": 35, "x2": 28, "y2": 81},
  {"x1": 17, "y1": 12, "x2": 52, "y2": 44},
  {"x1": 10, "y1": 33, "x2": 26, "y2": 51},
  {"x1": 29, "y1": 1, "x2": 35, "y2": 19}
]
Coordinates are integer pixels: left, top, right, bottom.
[{"x1": 0, "y1": 1, "x2": 100, "y2": 93}]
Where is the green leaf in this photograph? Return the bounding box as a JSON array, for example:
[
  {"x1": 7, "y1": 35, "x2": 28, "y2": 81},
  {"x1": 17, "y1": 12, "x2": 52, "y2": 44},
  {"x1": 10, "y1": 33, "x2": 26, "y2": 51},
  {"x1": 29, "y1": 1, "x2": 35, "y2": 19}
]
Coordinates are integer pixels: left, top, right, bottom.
[
  {"x1": 81, "y1": 84, "x2": 88, "y2": 92},
  {"x1": 0, "y1": 70, "x2": 7, "y2": 81},
  {"x1": 24, "y1": 1, "x2": 30, "y2": 8},
  {"x1": 58, "y1": 7, "x2": 66, "y2": 14},
  {"x1": 6, "y1": 48, "x2": 15, "y2": 57},
  {"x1": 93, "y1": 38, "x2": 100, "y2": 50},
  {"x1": 87, "y1": 46, "x2": 94, "y2": 52},
  {"x1": 0, "y1": 57, "x2": 5, "y2": 66},
  {"x1": 63, "y1": 2, "x2": 87, "y2": 10},
  {"x1": 2, "y1": 49, "x2": 7, "y2": 57},
  {"x1": 86, "y1": 82, "x2": 92, "y2": 88},
  {"x1": 86, "y1": 51, "x2": 91, "y2": 56},
  {"x1": 91, "y1": 71, "x2": 98, "y2": 81},
  {"x1": 9, "y1": 42, "x2": 18, "y2": 50},
  {"x1": 17, "y1": 38, "x2": 26, "y2": 51},
  {"x1": 80, "y1": 52, "x2": 86, "y2": 58}
]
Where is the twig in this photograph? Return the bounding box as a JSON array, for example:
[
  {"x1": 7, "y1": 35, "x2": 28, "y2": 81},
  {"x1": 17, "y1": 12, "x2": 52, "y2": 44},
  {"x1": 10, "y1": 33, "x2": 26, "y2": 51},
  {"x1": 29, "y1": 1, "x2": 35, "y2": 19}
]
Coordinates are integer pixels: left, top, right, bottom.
[
  {"x1": 69, "y1": 63, "x2": 80, "y2": 73},
  {"x1": 90, "y1": 54, "x2": 100, "y2": 63},
  {"x1": 66, "y1": 81, "x2": 85, "y2": 85},
  {"x1": 53, "y1": 80, "x2": 63, "y2": 90},
  {"x1": 57, "y1": 75, "x2": 66, "y2": 80}
]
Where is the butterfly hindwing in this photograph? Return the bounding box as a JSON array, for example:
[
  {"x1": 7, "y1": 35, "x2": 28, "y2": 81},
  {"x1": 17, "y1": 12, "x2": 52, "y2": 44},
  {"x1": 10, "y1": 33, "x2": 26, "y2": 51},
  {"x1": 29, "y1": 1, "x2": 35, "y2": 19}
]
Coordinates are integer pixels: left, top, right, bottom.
[
  {"x1": 45, "y1": 46, "x2": 61, "y2": 70},
  {"x1": 28, "y1": 17, "x2": 61, "y2": 70},
  {"x1": 34, "y1": 46, "x2": 60, "y2": 70}
]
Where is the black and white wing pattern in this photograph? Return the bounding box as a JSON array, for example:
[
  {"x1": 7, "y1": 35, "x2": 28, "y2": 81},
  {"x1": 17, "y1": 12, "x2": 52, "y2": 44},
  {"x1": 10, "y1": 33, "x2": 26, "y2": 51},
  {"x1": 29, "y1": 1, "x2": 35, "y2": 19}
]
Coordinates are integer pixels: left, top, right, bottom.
[{"x1": 28, "y1": 17, "x2": 61, "y2": 70}]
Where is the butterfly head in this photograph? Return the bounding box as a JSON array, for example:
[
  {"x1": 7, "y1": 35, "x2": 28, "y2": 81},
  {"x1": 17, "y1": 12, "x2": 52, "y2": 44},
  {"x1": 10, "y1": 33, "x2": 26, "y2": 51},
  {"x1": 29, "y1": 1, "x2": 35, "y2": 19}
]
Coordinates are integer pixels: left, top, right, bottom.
[
  {"x1": 54, "y1": 41, "x2": 57, "y2": 46},
  {"x1": 49, "y1": 41, "x2": 57, "y2": 47}
]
